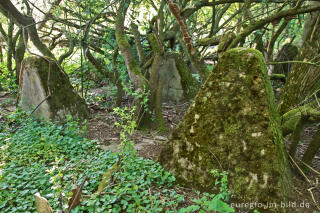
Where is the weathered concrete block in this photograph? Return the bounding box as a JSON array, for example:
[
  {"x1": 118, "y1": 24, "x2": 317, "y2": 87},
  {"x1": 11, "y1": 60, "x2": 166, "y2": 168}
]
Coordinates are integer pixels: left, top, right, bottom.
[
  {"x1": 159, "y1": 48, "x2": 291, "y2": 212},
  {"x1": 159, "y1": 56, "x2": 184, "y2": 102},
  {"x1": 18, "y1": 56, "x2": 89, "y2": 121},
  {"x1": 157, "y1": 53, "x2": 199, "y2": 102}
]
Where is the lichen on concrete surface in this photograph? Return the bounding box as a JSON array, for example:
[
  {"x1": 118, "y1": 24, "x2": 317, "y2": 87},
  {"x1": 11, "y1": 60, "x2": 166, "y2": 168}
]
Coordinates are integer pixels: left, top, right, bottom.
[
  {"x1": 159, "y1": 48, "x2": 291, "y2": 212},
  {"x1": 18, "y1": 56, "x2": 89, "y2": 121}
]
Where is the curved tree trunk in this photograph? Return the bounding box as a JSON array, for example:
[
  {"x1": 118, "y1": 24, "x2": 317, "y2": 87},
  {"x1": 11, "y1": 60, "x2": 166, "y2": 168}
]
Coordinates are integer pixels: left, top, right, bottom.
[
  {"x1": 115, "y1": 0, "x2": 149, "y2": 126},
  {"x1": 300, "y1": 1, "x2": 320, "y2": 46},
  {"x1": 166, "y1": 0, "x2": 210, "y2": 82},
  {"x1": 131, "y1": 23, "x2": 145, "y2": 64},
  {"x1": 278, "y1": 12, "x2": 320, "y2": 115},
  {"x1": 301, "y1": 127, "x2": 320, "y2": 172},
  {"x1": 15, "y1": 29, "x2": 27, "y2": 84}
]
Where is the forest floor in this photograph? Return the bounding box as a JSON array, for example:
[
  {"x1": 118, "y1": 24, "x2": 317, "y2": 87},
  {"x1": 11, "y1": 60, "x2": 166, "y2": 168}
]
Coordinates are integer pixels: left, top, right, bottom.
[
  {"x1": 0, "y1": 89, "x2": 320, "y2": 212},
  {"x1": 84, "y1": 88, "x2": 320, "y2": 213}
]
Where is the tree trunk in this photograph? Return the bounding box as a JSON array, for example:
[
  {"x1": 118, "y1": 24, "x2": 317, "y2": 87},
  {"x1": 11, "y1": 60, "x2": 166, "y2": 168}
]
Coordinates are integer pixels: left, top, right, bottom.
[
  {"x1": 278, "y1": 13, "x2": 320, "y2": 115},
  {"x1": 131, "y1": 23, "x2": 145, "y2": 64},
  {"x1": 15, "y1": 29, "x2": 27, "y2": 84},
  {"x1": 300, "y1": 1, "x2": 320, "y2": 46},
  {"x1": 166, "y1": 0, "x2": 210, "y2": 82},
  {"x1": 301, "y1": 127, "x2": 320, "y2": 172},
  {"x1": 0, "y1": 45, "x2": 3, "y2": 63},
  {"x1": 6, "y1": 21, "x2": 14, "y2": 75},
  {"x1": 147, "y1": 33, "x2": 166, "y2": 132},
  {"x1": 112, "y1": 46, "x2": 123, "y2": 107},
  {"x1": 115, "y1": 0, "x2": 149, "y2": 127},
  {"x1": 115, "y1": 1, "x2": 147, "y2": 90}
]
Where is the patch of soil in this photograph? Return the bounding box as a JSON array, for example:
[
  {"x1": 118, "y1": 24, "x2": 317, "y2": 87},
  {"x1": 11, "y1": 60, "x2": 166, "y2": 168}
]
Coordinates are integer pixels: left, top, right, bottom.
[
  {"x1": 86, "y1": 101, "x2": 190, "y2": 160},
  {"x1": 0, "y1": 92, "x2": 16, "y2": 112}
]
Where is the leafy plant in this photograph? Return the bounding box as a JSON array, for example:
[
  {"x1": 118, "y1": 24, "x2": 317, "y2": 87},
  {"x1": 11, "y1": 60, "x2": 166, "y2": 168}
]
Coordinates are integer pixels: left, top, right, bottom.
[
  {"x1": 0, "y1": 112, "x2": 179, "y2": 212},
  {"x1": 0, "y1": 61, "x2": 17, "y2": 93},
  {"x1": 113, "y1": 106, "x2": 137, "y2": 153},
  {"x1": 177, "y1": 170, "x2": 235, "y2": 213}
]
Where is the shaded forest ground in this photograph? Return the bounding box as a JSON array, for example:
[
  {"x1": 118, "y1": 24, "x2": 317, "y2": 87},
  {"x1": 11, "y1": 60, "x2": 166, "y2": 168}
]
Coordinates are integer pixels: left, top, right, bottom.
[{"x1": 0, "y1": 86, "x2": 319, "y2": 212}]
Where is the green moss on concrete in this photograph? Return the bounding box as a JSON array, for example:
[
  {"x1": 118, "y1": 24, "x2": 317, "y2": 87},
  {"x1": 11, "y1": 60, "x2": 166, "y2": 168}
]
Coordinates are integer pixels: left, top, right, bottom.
[
  {"x1": 159, "y1": 48, "x2": 291, "y2": 212},
  {"x1": 19, "y1": 56, "x2": 89, "y2": 121}
]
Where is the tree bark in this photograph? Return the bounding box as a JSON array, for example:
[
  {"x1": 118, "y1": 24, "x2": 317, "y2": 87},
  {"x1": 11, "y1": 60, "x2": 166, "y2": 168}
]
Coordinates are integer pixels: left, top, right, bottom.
[
  {"x1": 6, "y1": 21, "x2": 14, "y2": 75},
  {"x1": 301, "y1": 1, "x2": 320, "y2": 46},
  {"x1": 278, "y1": 13, "x2": 320, "y2": 115},
  {"x1": 58, "y1": 35, "x2": 75, "y2": 64},
  {"x1": 147, "y1": 33, "x2": 166, "y2": 132},
  {"x1": 115, "y1": 0, "x2": 149, "y2": 127},
  {"x1": 112, "y1": 46, "x2": 123, "y2": 107},
  {"x1": 115, "y1": 0, "x2": 147, "y2": 90},
  {"x1": 166, "y1": 0, "x2": 210, "y2": 81},
  {"x1": 131, "y1": 23, "x2": 145, "y2": 64},
  {"x1": 301, "y1": 127, "x2": 320, "y2": 172},
  {"x1": 15, "y1": 29, "x2": 27, "y2": 84}
]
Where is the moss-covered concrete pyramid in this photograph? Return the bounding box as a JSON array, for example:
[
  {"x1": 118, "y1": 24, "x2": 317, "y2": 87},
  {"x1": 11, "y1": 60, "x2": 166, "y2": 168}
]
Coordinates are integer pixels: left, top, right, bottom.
[
  {"x1": 159, "y1": 48, "x2": 291, "y2": 212},
  {"x1": 18, "y1": 56, "x2": 89, "y2": 121}
]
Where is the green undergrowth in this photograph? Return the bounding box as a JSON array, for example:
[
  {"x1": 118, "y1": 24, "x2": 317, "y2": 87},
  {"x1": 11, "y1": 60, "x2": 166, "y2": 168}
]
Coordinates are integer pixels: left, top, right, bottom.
[{"x1": 0, "y1": 110, "x2": 234, "y2": 213}]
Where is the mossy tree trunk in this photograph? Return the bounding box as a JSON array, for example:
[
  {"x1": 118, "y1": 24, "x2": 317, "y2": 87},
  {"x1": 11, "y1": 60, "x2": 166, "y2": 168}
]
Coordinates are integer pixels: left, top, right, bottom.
[
  {"x1": 159, "y1": 48, "x2": 291, "y2": 213},
  {"x1": 280, "y1": 104, "x2": 320, "y2": 172},
  {"x1": 166, "y1": 0, "x2": 210, "y2": 82},
  {"x1": 0, "y1": 44, "x2": 3, "y2": 62},
  {"x1": 301, "y1": 127, "x2": 320, "y2": 172},
  {"x1": 300, "y1": 1, "x2": 320, "y2": 46},
  {"x1": 131, "y1": 23, "x2": 145, "y2": 65},
  {"x1": 174, "y1": 54, "x2": 199, "y2": 99},
  {"x1": 6, "y1": 21, "x2": 14, "y2": 75},
  {"x1": 115, "y1": 1, "x2": 147, "y2": 90},
  {"x1": 115, "y1": 0, "x2": 149, "y2": 127},
  {"x1": 272, "y1": 44, "x2": 298, "y2": 77},
  {"x1": 147, "y1": 33, "x2": 166, "y2": 132},
  {"x1": 281, "y1": 104, "x2": 320, "y2": 136},
  {"x1": 278, "y1": 14, "x2": 320, "y2": 115},
  {"x1": 266, "y1": 20, "x2": 290, "y2": 60},
  {"x1": 112, "y1": 46, "x2": 123, "y2": 107},
  {"x1": 15, "y1": 29, "x2": 27, "y2": 85}
]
